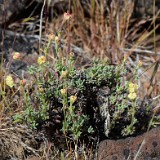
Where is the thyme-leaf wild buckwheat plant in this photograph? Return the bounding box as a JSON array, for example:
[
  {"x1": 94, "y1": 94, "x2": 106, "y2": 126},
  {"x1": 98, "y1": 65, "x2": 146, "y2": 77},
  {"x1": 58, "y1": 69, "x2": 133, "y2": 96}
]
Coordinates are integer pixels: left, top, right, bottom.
[{"x1": 12, "y1": 12, "x2": 157, "y2": 158}]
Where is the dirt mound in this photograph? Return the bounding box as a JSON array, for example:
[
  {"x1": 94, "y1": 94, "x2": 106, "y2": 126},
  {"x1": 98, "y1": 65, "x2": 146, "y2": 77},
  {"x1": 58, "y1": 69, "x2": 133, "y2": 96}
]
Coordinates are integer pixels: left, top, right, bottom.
[{"x1": 0, "y1": 125, "x2": 41, "y2": 160}]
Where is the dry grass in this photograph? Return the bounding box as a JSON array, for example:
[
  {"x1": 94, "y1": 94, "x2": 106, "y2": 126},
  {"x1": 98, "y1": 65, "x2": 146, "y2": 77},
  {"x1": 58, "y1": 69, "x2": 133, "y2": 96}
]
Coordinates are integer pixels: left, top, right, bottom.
[{"x1": 46, "y1": 0, "x2": 160, "y2": 100}]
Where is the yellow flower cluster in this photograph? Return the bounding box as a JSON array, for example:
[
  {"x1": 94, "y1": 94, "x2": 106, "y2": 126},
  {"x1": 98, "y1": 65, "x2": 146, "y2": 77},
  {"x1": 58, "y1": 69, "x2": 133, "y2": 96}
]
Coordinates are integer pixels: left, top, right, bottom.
[
  {"x1": 128, "y1": 82, "x2": 138, "y2": 100},
  {"x1": 5, "y1": 75, "x2": 14, "y2": 88},
  {"x1": 63, "y1": 12, "x2": 72, "y2": 21},
  {"x1": 123, "y1": 55, "x2": 128, "y2": 62},
  {"x1": 61, "y1": 88, "x2": 67, "y2": 96},
  {"x1": 39, "y1": 86, "x2": 44, "y2": 92},
  {"x1": 61, "y1": 70, "x2": 68, "y2": 79},
  {"x1": 37, "y1": 56, "x2": 46, "y2": 65},
  {"x1": 48, "y1": 33, "x2": 54, "y2": 41},
  {"x1": 138, "y1": 60, "x2": 143, "y2": 67},
  {"x1": 12, "y1": 52, "x2": 22, "y2": 60},
  {"x1": 128, "y1": 83, "x2": 138, "y2": 93},
  {"x1": 128, "y1": 92, "x2": 137, "y2": 100},
  {"x1": 70, "y1": 95, "x2": 77, "y2": 104},
  {"x1": 69, "y1": 52, "x2": 74, "y2": 57},
  {"x1": 55, "y1": 36, "x2": 60, "y2": 43}
]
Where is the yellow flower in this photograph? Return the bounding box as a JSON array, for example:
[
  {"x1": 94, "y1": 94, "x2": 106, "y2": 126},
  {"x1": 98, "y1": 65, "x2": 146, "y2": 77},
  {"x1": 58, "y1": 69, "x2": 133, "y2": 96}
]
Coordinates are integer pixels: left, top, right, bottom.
[
  {"x1": 48, "y1": 34, "x2": 54, "y2": 41},
  {"x1": 70, "y1": 95, "x2": 77, "y2": 104},
  {"x1": 55, "y1": 36, "x2": 60, "y2": 43},
  {"x1": 103, "y1": 57, "x2": 109, "y2": 64},
  {"x1": 138, "y1": 60, "x2": 142, "y2": 67},
  {"x1": 63, "y1": 12, "x2": 72, "y2": 21},
  {"x1": 37, "y1": 56, "x2": 46, "y2": 65},
  {"x1": 13, "y1": 52, "x2": 22, "y2": 60},
  {"x1": 39, "y1": 86, "x2": 44, "y2": 92},
  {"x1": 61, "y1": 88, "x2": 67, "y2": 96},
  {"x1": 128, "y1": 92, "x2": 137, "y2": 100},
  {"x1": 69, "y1": 52, "x2": 74, "y2": 57},
  {"x1": 6, "y1": 75, "x2": 14, "y2": 88},
  {"x1": 128, "y1": 82, "x2": 138, "y2": 93},
  {"x1": 123, "y1": 55, "x2": 128, "y2": 62},
  {"x1": 61, "y1": 70, "x2": 68, "y2": 79}
]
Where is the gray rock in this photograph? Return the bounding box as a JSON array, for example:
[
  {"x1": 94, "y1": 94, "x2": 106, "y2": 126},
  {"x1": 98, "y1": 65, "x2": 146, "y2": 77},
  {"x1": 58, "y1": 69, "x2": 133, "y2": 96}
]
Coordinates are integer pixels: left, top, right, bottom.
[{"x1": 0, "y1": 0, "x2": 28, "y2": 25}]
